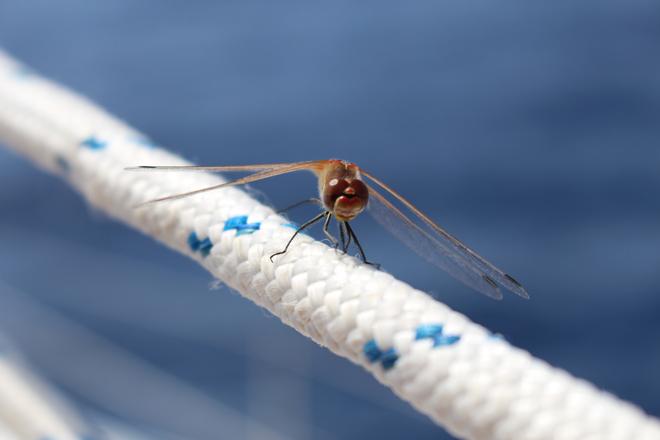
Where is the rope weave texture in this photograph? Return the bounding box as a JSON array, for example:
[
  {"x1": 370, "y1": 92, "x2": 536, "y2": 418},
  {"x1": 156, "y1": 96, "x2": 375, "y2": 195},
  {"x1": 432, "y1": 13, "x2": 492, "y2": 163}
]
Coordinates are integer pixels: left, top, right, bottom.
[{"x1": 0, "y1": 50, "x2": 658, "y2": 440}]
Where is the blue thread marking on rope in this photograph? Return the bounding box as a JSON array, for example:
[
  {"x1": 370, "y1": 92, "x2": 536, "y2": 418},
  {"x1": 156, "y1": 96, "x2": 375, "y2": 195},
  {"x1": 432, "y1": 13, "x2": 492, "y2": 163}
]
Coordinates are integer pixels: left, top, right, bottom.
[
  {"x1": 363, "y1": 340, "x2": 399, "y2": 370},
  {"x1": 380, "y1": 348, "x2": 399, "y2": 370},
  {"x1": 198, "y1": 238, "x2": 213, "y2": 256},
  {"x1": 363, "y1": 339, "x2": 382, "y2": 363},
  {"x1": 224, "y1": 215, "x2": 260, "y2": 236},
  {"x1": 81, "y1": 136, "x2": 107, "y2": 150},
  {"x1": 415, "y1": 324, "x2": 444, "y2": 340},
  {"x1": 188, "y1": 232, "x2": 201, "y2": 251},
  {"x1": 188, "y1": 232, "x2": 213, "y2": 257},
  {"x1": 415, "y1": 324, "x2": 461, "y2": 347},
  {"x1": 434, "y1": 334, "x2": 461, "y2": 347}
]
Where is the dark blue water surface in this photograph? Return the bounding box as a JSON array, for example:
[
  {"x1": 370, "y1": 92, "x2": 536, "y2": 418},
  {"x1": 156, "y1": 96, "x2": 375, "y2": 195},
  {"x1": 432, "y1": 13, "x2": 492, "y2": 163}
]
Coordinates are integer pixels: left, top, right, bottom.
[{"x1": 1, "y1": 1, "x2": 659, "y2": 439}]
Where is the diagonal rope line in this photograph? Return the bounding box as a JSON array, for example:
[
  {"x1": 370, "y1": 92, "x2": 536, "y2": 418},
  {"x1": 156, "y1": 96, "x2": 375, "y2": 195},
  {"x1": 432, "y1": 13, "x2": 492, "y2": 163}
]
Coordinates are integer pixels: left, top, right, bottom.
[{"x1": 0, "y1": 50, "x2": 658, "y2": 440}]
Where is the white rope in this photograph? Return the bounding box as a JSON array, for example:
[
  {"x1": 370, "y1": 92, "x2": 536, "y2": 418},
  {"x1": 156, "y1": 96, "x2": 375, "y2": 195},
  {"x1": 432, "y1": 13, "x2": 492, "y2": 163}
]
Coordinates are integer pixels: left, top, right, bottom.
[
  {"x1": 0, "y1": 335, "x2": 95, "y2": 439},
  {"x1": 0, "y1": 49, "x2": 658, "y2": 440},
  {"x1": 0, "y1": 278, "x2": 289, "y2": 440}
]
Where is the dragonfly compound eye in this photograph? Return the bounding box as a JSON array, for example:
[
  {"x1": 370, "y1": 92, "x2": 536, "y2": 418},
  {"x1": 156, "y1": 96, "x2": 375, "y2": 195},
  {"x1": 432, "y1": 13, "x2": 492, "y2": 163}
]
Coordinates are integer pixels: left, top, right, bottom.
[
  {"x1": 327, "y1": 179, "x2": 369, "y2": 221},
  {"x1": 323, "y1": 178, "x2": 351, "y2": 208},
  {"x1": 347, "y1": 179, "x2": 369, "y2": 201}
]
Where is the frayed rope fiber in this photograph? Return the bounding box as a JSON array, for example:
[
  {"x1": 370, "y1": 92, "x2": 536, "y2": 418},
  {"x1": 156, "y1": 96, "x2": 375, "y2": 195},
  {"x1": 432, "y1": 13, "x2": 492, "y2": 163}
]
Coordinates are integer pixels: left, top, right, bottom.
[{"x1": 0, "y1": 50, "x2": 658, "y2": 440}]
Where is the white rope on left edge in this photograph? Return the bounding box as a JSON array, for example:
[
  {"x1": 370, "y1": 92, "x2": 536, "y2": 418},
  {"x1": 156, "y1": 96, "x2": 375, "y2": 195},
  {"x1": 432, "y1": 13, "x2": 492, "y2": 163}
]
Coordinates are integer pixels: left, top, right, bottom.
[
  {"x1": 0, "y1": 334, "x2": 96, "y2": 439},
  {"x1": 0, "y1": 49, "x2": 659, "y2": 440}
]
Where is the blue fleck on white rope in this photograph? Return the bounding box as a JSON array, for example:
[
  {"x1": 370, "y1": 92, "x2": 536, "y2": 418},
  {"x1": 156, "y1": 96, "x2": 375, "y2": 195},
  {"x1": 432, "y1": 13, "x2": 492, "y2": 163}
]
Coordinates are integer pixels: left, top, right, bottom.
[
  {"x1": 1, "y1": 49, "x2": 659, "y2": 440},
  {"x1": 188, "y1": 231, "x2": 214, "y2": 257},
  {"x1": 189, "y1": 215, "x2": 262, "y2": 257},
  {"x1": 364, "y1": 324, "x2": 462, "y2": 371},
  {"x1": 80, "y1": 136, "x2": 107, "y2": 150},
  {"x1": 223, "y1": 215, "x2": 261, "y2": 236},
  {"x1": 415, "y1": 324, "x2": 461, "y2": 347}
]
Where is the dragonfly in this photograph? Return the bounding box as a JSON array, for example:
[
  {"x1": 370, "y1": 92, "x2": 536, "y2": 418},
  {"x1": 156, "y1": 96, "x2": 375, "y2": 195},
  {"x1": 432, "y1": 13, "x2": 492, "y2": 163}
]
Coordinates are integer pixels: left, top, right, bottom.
[{"x1": 127, "y1": 159, "x2": 528, "y2": 300}]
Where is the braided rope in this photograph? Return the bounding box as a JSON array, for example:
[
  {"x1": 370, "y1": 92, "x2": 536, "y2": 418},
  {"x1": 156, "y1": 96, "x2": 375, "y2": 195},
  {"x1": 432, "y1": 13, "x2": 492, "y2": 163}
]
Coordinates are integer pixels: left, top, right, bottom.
[{"x1": 0, "y1": 50, "x2": 658, "y2": 440}]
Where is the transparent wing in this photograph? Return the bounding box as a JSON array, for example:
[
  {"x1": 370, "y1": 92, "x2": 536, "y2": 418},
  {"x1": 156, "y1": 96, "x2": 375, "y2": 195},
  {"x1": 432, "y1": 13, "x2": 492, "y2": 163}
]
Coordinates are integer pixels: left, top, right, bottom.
[
  {"x1": 366, "y1": 186, "x2": 501, "y2": 299},
  {"x1": 362, "y1": 171, "x2": 528, "y2": 299},
  {"x1": 131, "y1": 160, "x2": 326, "y2": 206},
  {"x1": 125, "y1": 163, "x2": 301, "y2": 172}
]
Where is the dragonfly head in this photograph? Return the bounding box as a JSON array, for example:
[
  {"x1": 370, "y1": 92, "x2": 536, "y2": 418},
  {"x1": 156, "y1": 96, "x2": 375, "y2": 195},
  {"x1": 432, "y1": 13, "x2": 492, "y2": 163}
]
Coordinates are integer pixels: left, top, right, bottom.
[{"x1": 323, "y1": 177, "x2": 369, "y2": 221}]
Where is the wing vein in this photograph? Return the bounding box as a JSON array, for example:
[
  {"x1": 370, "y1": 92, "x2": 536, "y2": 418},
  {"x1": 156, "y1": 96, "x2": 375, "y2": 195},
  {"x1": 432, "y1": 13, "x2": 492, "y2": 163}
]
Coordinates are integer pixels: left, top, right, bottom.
[
  {"x1": 134, "y1": 161, "x2": 324, "y2": 206},
  {"x1": 362, "y1": 170, "x2": 527, "y2": 298}
]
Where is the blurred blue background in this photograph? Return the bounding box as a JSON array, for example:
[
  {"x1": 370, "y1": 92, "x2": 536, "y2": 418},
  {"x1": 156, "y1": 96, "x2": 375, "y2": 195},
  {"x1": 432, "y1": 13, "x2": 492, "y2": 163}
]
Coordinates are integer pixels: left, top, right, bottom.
[{"x1": 1, "y1": 1, "x2": 659, "y2": 439}]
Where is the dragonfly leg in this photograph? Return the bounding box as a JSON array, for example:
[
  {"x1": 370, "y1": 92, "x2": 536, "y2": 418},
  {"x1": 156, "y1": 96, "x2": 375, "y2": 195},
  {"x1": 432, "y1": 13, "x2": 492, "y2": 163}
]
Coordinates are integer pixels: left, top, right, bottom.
[
  {"x1": 337, "y1": 220, "x2": 347, "y2": 252},
  {"x1": 344, "y1": 222, "x2": 380, "y2": 269},
  {"x1": 340, "y1": 221, "x2": 352, "y2": 253},
  {"x1": 270, "y1": 211, "x2": 327, "y2": 262},
  {"x1": 322, "y1": 212, "x2": 339, "y2": 248}
]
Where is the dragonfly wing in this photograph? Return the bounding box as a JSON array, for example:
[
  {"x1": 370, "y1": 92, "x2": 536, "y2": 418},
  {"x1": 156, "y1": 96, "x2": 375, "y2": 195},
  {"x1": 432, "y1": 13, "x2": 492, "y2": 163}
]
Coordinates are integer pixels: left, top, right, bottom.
[
  {"x1": 135, "y1": 161, "x2": 327, "y2": 206},
  {"x1": 366, "y1": 186, "x2": 504, "y2": 299},
  {"x1": 125, "y1": 163, "x2": 312, "y2": 172},
  {"x1": 363, "y1": 170, "x2": 528, "y2": 298}
]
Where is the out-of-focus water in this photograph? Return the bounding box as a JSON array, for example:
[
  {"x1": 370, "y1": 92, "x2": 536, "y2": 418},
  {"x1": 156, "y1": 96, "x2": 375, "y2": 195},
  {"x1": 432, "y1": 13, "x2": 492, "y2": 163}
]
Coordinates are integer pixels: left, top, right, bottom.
[{"x1": 0, "y1": 1, "x2": 659, "y2": 439}]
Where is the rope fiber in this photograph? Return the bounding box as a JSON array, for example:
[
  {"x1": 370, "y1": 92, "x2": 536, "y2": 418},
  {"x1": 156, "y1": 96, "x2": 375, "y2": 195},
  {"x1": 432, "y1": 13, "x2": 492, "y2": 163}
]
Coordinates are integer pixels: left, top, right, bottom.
[{"x1": 0, "y1": 50, "x2": 658, "y2": 440}]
